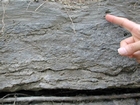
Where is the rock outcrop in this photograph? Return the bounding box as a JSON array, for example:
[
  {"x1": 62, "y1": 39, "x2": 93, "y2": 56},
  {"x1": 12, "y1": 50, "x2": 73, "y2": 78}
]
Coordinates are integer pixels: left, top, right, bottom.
[{"x1": 0, "y1": 0, "x2": 140, "y2": 92}]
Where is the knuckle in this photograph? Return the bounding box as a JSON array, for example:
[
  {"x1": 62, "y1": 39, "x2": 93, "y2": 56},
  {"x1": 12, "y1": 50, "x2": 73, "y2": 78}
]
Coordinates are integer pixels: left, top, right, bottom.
[{"x1": 126, "y1": 44, "x2": 135, "y2": 53}]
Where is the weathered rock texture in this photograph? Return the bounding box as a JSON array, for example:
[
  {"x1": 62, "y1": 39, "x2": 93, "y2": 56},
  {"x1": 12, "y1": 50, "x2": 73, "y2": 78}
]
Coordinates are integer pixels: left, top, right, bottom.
[{"x1": 0, "y1": 0, "x2": 140, "y2": 92}]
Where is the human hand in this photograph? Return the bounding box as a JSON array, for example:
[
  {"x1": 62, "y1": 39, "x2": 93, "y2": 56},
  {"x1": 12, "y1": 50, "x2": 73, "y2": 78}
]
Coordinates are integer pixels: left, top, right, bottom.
[{"x1": 105, "y1": 14, "x2": 140, "y2": 63}]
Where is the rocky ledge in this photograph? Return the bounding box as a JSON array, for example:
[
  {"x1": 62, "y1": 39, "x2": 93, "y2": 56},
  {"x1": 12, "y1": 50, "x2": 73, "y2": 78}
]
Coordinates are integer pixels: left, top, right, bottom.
[{"x1": 0, "y1": 0, "x2": 140, "y2": 92}]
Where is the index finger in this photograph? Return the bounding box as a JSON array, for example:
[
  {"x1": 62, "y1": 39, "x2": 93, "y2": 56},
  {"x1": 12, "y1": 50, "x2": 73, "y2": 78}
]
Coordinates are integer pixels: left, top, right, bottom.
[{"x1": 105, "y1": 14, "x2": 137, "y2": 33}]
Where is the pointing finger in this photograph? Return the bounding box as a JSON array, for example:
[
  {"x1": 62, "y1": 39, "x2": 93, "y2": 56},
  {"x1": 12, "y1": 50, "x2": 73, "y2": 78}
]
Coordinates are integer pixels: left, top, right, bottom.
[{"x1": 105, "y1": 14, "x2": 138, "y2": 33}]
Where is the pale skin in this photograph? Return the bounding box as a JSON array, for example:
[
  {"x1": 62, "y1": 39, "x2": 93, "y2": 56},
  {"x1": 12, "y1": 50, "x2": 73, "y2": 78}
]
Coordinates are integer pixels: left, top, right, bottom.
[{"x1": 105, "y1": 14, "x2": 140, "y2": 63}]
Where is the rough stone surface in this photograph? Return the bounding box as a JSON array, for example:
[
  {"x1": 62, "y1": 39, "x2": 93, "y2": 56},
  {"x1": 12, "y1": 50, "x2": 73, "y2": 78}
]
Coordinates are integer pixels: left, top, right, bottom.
[{"x1": 0, "y1": 0, "x2": 140, "y2": 92}]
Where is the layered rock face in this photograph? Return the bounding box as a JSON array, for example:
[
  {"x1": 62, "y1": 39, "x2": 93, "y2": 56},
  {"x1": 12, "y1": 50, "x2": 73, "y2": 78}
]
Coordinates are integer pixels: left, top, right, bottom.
[{"x1": 0, "y1": 0, "x2": 140, "y2": 92}]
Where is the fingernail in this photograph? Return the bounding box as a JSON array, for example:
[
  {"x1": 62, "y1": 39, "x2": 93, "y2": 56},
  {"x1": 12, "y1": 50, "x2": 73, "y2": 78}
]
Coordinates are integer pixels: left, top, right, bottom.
[{"x1": 118, "y1": 47, "x2": 127, "y2": 55}]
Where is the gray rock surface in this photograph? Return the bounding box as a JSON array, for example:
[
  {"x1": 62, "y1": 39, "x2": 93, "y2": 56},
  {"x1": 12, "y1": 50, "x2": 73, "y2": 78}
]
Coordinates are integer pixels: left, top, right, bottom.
[{"x1": 0, "y1": 0, "x2": 140, "y2": 92}]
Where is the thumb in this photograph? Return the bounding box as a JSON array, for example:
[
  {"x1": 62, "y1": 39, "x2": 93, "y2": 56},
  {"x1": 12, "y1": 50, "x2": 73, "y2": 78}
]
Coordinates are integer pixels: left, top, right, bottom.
[{"x1": 118, "y1": 41, "x2": 140, "y2": 56}]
